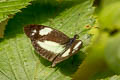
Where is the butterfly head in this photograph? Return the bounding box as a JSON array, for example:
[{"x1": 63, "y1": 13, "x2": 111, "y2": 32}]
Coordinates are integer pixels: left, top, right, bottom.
[
  {"x1": 24, "y1": 24, "x2": 39, "y2": 38},
  {"x1": 74, "y1": 34, "x2": 79, "y2": 39}
]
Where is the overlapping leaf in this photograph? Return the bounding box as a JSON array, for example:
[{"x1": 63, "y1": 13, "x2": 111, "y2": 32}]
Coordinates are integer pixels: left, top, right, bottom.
[
  {"x1": 0, "y1": 0, "x2": 32, "y2": 23},
  {"x1": 0, "y1": 0, "x2": 32, "y2": 38}
]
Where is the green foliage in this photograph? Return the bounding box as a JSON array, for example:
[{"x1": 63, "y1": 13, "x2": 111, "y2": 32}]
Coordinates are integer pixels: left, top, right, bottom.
[
  {"x1": 73, "y1": 0, "x2": 120, "y2": 80},
  {"x1": 101, "y1": 0, "x2": 120, "y2": 7},
  {"x1": 0, "y1": 0, "x2": 33, "y2": 38},
  {"x1": 0, "y1": 0, "x2": 95, "y2": 80},
  {"x1": 100, "y1": 75, "x2": 120, "y2": 80},
  {"x1": 72, "y1": 32, "x2": 109, "y2": 80},
  {"x1": 0, "y1": 0, "x2": 32, "y2": 23},
  {"x1": 1, "y1": 0, "x2": 120, "y2": 80},
  {"x1": 105, "y1": 33, "x2": 120, "y2": 74},
  {"x1": 99, "y1": 1, "x2": 120, "y2": 32},
  {"x1": 0, "y1": 19, "x2": 8, "y2": 38}
]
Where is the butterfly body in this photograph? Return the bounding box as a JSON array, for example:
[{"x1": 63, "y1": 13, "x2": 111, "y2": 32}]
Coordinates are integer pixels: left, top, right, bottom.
[{"x1": 24, "y1": 24, "x2": 82, "y2": 67}]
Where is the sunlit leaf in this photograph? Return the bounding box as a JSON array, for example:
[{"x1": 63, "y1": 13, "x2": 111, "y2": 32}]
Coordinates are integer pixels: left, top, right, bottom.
[{"x1": 0, "y1": 0, "x2": 95, "y2": 80}]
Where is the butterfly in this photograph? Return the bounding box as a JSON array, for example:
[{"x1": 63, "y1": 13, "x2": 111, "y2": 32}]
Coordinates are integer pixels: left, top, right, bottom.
[{"x1": 24, "y1": 24, "x2": 82, "y2": 67}]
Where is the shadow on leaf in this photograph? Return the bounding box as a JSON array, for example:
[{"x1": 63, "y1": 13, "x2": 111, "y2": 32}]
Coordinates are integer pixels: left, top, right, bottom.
[
  {"x1": 34, "y1": 49, "x2": 86, "y2": 76},
  {"x1": 4, "y1": 1, "x2": 83, "y2": 39}
]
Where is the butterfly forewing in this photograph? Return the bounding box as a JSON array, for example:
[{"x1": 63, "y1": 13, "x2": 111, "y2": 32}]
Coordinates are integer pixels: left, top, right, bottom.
[{"x1": 24, "y1": 24, "x2": 70, "y2": 62}]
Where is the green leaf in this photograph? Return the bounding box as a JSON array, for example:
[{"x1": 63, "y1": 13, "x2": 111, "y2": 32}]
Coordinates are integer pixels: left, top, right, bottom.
[
  {"x1": 0, "y1": 0, "x2": 32, "y2": 23},
  {"x1": 99, "y1": 1, "x2": 120, "y2": 32},
  {"x1": 100, "y1": 75, "x2": 120, "y2": 80},
  {"x1": 0, "y1": 0, "x2": 95, "y2": 80},
  {"x1": 72, "y1": 32, "x2": 110, "y2": 80},
  {"x1": 0, "y1": 19, "x2": 9, "y2": 38},
  {"x1": 0, "y1": 0, "x2": 33, "y2": 38},
  {"x1": 101, "y1": 0, "x2": 120, "y2": 7},
  {"x1": 105, "y1": 33, "x2": 120, "y2": 74}
]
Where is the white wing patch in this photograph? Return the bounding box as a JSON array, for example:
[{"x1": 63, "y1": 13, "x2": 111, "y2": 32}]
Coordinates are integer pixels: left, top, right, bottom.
[
  {"x1": 31, "y1": 30, "x2": 37, "y2": 35},
  {"x1": 62, "y1": 49, "x2": 71, "y2": 57},
  {"x1": 37, "y1": 40, "x2": 65, "y2": 54},
  {"x1": 72, "y1": 41, "x2": 82, "y2": 53},
  {"x1": 39, "y1": 27, "x2": 53, "y2": 36}
]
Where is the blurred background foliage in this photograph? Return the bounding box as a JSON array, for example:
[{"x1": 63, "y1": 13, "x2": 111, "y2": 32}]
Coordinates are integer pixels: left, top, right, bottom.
[
  {"x1": 0, "y1": 0, "x2": 120, "y2": 80},
  {"x1": 73, "y1": 0, "x2": 120, "y2": 80}
]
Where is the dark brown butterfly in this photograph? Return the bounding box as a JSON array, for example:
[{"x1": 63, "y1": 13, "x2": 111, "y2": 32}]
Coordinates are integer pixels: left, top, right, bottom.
[{"x1": 24, "y1": 24, "x2": 82, "y2": 67}]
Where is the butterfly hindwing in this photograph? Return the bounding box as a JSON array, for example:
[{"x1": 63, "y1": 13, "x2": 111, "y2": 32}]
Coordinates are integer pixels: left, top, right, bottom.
[{"x1": 52, "y1": 40, "x2": 82, "y2": 67}]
